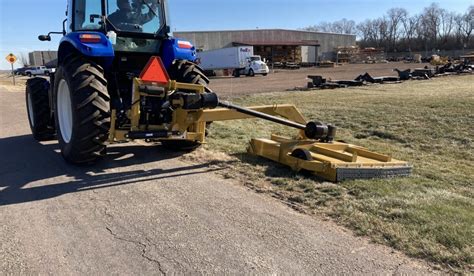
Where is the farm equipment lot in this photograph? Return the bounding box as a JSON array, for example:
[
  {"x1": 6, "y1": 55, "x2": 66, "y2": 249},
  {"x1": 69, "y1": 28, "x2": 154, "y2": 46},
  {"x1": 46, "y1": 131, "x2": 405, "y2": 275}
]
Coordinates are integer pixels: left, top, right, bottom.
[
  {"x1": 0, "y1": 68, "x2": 472, "y2": 273},
  {"x1": 209, "y1": 62, "x2": 431, "y2": 98}
]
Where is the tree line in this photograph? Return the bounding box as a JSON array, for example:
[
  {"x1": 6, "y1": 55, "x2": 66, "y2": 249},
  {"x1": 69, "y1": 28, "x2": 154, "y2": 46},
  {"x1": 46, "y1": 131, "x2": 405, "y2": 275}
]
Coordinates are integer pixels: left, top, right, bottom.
[{"x1": 303, "y1": 4, "x2": 473, "y2": 53}]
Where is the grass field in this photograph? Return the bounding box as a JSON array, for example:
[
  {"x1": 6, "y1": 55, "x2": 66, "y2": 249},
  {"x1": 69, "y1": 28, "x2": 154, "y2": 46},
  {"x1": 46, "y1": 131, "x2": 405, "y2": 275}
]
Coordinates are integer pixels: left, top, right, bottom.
[{"x1": 186, "y1": 75, "x2": 474, "y2": 271}]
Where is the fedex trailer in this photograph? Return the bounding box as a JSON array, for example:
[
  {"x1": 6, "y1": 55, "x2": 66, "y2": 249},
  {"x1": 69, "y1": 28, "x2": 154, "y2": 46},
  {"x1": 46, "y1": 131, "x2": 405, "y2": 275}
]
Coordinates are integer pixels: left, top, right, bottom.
[{"x1": 197, "y1": 46, "x2": 269, "y2": 77}]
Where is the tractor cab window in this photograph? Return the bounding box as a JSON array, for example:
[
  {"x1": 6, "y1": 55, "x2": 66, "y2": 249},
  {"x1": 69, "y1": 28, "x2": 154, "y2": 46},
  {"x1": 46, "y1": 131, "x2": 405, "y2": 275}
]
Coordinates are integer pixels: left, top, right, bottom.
[
  {"x1": 107, "y1": 0, "x2": 162, "y2": 34},
  {"x1": 74, "y1": 0, "x2": 103, "y2": 31}
]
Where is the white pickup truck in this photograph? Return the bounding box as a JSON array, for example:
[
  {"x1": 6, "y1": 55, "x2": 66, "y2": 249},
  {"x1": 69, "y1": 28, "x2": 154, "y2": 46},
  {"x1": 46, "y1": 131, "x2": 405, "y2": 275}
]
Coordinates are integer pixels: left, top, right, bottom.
[{"x1": 25, "y1": 66, "x2": 55, "y2": 77}]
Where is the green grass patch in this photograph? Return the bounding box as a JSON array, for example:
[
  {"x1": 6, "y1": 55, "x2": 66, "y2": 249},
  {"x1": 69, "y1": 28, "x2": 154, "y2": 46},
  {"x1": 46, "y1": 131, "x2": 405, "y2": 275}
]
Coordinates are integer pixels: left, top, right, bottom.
[{"x1": 190, "y1": 75, "x2": 473, "y2": 270}]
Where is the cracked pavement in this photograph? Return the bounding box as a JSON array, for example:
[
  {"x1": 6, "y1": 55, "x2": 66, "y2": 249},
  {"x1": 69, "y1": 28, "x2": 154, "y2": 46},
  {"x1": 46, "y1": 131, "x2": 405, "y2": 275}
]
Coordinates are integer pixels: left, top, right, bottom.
[{"x1": 0, "y1": 86, "x2": 438, "y2": 274}]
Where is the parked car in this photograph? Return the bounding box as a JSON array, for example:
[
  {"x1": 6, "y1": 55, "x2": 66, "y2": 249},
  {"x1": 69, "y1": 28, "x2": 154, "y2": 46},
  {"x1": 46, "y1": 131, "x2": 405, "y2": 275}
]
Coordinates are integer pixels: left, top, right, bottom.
[{"x1": 25, "y1": 66, "x2": 55, "y2": 77}]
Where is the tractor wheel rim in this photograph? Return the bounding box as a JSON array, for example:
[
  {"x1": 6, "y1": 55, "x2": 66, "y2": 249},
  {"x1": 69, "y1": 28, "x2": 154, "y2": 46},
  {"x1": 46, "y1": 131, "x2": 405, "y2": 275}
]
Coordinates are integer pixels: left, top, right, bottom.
[
  {"x1": 57, "y1": 79, "x2": 73, "y2": 143},
  {"x1": 27, "y1": 92, "x2": 35, "y2": 127}
]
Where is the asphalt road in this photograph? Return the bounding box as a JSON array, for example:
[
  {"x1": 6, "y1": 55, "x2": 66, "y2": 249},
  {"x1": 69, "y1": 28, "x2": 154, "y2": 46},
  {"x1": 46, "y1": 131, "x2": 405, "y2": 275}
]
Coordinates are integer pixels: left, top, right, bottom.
[{"x1": 0, "y1": 84, "x2": 437, "y2": 274}]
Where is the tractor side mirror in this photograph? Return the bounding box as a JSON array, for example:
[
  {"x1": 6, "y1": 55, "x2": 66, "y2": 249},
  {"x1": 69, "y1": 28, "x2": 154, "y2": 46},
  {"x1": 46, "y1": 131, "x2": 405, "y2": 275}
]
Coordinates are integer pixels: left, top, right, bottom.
[{"x1": 38, "y1": 35, "x2": 52, "y2": 41}]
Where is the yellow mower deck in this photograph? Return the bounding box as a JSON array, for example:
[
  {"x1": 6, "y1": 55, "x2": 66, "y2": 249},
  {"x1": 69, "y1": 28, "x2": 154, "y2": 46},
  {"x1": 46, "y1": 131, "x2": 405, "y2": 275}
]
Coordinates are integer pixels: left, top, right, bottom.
[
  {"x1": 248, "y1": 135, "x2": 412, "y2": 182},
  {"x1": 201, "y1": 106, "x2": 411, "y2": 182}
]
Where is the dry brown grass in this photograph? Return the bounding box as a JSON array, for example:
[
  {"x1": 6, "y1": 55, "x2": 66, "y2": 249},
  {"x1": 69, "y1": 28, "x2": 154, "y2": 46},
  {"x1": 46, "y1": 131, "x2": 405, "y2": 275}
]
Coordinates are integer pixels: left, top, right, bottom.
[
  {"x1": 186, "y1": 75, "x2": 474, "y2": 271},
  {"x1": 0, "y1": 73, "x2": 27, "y2": 92}
]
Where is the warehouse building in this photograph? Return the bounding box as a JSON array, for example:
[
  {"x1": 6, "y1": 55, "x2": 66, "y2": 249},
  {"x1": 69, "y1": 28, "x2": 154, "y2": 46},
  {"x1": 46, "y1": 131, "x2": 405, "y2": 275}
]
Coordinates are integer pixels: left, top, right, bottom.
[
  {"x1": 29, "y1": 51, "x2": 58, "y2": 67},
  {"x1": 174, "y1": 29, "x2": 356, "y2": 64}
]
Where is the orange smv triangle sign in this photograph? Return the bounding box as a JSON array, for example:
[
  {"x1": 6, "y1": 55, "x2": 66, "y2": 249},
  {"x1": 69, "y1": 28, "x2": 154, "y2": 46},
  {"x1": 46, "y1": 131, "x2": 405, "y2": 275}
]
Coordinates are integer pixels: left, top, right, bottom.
[{"x1": 139, "y1": 56, "x2": 170, "y2": 85}]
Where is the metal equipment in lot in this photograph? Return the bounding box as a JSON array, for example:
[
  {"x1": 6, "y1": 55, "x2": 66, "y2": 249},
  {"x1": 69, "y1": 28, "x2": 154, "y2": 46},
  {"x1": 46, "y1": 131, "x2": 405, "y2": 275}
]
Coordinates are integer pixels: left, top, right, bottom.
[{"x1": 26, "y1": 0, "x2": 411, "y2": 182}]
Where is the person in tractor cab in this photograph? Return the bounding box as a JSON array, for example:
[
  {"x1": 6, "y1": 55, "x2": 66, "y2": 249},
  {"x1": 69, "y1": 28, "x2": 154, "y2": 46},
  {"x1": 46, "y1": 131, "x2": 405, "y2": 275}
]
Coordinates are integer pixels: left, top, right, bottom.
[{"x1": 108, "y1": 0, "x2": 157, "y2": 32}]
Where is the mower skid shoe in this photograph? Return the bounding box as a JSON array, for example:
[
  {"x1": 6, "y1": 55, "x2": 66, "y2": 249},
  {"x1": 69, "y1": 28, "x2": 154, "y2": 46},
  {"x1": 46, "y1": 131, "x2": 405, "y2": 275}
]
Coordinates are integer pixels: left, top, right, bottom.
[{"x1": 248, "y1": 135, "x2": 412, "y2": 182}]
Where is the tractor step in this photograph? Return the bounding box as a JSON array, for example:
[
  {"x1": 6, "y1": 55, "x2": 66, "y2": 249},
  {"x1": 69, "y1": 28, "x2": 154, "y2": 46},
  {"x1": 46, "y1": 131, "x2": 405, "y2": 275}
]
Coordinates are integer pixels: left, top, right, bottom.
[{"x1": 248, "y1": 135, "x2": 412, "y2": 182}]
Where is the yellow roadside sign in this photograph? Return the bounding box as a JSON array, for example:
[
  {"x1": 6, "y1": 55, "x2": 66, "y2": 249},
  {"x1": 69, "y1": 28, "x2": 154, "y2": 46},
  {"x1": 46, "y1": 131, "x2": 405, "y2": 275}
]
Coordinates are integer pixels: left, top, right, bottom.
[{"x1": 5, "y1": 53, "x2": 17, "y2": 64}]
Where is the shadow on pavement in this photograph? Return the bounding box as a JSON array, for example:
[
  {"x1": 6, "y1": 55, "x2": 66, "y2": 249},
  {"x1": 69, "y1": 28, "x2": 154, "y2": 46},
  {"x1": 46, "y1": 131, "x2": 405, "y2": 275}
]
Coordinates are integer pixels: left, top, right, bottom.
[
  {"x1": 0, "y1": 135, "x2": 222, "y2": 206},
  {"x1": 228, "y1": 153, "x2": 326, "y2": 183}
]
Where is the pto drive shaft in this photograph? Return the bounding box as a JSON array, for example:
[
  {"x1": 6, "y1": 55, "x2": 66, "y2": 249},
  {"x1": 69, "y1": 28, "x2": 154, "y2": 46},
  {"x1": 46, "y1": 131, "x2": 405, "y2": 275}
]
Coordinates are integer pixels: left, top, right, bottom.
[{"x1": 218, "y1": 101, "x2": 336, "y2": 142}]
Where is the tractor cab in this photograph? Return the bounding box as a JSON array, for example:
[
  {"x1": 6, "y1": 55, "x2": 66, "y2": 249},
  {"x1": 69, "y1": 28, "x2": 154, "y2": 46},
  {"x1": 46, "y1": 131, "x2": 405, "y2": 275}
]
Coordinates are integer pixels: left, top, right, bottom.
[
  {"x1": 39, "y1": 0, "x2": 195, "y2": 72},
  {"x1": 70, "y1": 0, "x2": 168, "y2": 53}
]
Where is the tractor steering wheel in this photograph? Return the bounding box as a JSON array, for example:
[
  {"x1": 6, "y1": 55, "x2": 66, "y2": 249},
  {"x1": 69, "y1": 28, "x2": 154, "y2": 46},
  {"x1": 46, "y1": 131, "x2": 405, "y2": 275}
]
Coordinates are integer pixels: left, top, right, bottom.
[{"x1": 116, "y1": 22, "x2": 143, "y2": 32}]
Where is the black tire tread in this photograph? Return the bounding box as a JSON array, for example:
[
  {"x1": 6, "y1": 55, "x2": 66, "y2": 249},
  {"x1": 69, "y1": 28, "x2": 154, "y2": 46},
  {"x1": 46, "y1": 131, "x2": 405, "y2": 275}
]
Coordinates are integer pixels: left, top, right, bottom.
[
  {"x1": 55, "y1": 56, "x2": 110, "y2": 164},
  {"x1": 169, "y1": 60, "x2": 211, "y2": 92},
  {"x1": 26, "y1": 77, "x2": 55, "y2": 141}
]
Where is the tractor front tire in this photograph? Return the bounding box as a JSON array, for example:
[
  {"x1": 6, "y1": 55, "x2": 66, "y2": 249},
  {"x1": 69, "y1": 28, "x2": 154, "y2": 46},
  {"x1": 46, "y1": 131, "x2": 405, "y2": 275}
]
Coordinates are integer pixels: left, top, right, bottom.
[
  {"x1": 26, "y1": 77, "x2": 55, "y2": 141},
  {"x1": 165, "y1": 60, "x2": 211, "y2": 151},
  {"x1": 168, "y1": 60, "x2": 211, "y2": 91},
  {"x1": 54, "y1": 56, "x2": 110, "y2": 164}
]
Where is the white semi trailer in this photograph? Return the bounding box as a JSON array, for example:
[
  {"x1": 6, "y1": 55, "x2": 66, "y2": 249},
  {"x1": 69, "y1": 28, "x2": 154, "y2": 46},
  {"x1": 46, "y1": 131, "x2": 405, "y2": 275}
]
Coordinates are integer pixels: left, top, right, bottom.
[
  {"x1": 301, "y1": 46, "x2": 318, "y2": 66},
  {"x1": 197, "y1": 46, "x2": 269, "y2": 77}
]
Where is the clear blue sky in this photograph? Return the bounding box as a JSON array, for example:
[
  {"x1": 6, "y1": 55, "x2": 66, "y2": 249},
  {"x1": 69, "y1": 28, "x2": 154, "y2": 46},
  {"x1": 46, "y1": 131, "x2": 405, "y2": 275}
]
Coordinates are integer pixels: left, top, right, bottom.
[{"x1": 0, "y1": 0, "x2": 471, "y2": 70}]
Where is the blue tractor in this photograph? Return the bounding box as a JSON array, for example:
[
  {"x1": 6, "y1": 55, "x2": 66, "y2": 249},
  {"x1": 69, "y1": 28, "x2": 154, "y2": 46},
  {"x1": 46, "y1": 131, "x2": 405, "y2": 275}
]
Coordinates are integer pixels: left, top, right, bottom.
[
  {"x1": 25, "y1": 0, "x2": 412, "y2": 182},
  {"x1": 26, "y1": 0, "x2": 214, "y2": 164}
]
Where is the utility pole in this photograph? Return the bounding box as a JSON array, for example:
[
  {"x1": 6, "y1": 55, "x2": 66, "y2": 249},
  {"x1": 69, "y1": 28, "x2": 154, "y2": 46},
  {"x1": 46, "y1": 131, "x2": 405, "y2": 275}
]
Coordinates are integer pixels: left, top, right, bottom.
[{"x1": 11, "y1": 63, "x2": 16, "y2": 86}]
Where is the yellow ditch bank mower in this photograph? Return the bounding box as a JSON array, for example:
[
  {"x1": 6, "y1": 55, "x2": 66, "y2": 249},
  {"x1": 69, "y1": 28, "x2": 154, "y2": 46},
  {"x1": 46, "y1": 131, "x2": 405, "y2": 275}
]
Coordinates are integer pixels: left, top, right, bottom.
[
  {"x1": 110, "y1": 58, "x2": 411, "y2": 182},
  {"x1": 28, "y1": 0, "x2": 410, "y2": 182},
  {"x1": 27, "y1": 55, "x2": 410, "y2": 182}
]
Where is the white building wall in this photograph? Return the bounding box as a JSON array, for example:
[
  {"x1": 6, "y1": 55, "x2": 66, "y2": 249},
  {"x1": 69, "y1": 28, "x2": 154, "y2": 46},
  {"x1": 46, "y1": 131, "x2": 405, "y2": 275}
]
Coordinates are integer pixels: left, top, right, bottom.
[{"x1": 174, "y1": 29, "x2": 356, "y2": 59}]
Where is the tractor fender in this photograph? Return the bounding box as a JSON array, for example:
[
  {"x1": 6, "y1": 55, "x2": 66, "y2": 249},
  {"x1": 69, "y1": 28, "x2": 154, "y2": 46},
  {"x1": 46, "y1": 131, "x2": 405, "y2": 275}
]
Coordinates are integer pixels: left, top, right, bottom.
[
  {"x1": 58, "y1": 32, "x2": 114, "y2": 68},
  {"x1": 161, "y1": 38, "x2": 197, "y2": 69}
]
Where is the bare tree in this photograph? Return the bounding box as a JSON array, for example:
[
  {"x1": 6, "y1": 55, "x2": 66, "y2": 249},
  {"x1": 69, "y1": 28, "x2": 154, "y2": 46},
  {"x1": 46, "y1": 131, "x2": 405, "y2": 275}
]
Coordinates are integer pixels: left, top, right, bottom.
[
  {"x1": 357, "y1": 20, "x2": 372, "y2": 42},
  {"x1": 17, "y1": 53, "x2": 30, "y2": 67},
  {"x1": 439, "y1": 10, "x2": 455, "y2": 47},
  {"x1": 305, "y1": 3, "x2": 473, "y2": 52},
  {"x1": 303, "y1": 19, "x2": 356, "y2": 34},
  {"x1": 377, "y1": 17, "x2": 390, "y2": 48},
  {"x1": 387, "y1": 8, "x2": 408, "y2": 51},
  {"x1": 402, "y1": 15, "x2": 420, "y2": 51},
  {"x1": 459, "y1": 6, "x2": 474, "y2": 47},
  {"x1": 421, "y1": 3, "x2": 443, "y2": 48},
  {"x1": 301, "y1": 25, "x2": 318, "y2": 32},
  {"x1": 332, "y1": 19, "x2": 356, "y2": 35},
  {"x1": 317, "y1": 22, "x2": 334, "y2": 33}
]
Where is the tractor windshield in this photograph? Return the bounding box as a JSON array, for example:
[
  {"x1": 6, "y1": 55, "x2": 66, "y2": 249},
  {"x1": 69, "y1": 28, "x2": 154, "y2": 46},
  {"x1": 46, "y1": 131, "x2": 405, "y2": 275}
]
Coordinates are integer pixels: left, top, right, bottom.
[{"x1": 107, "y1": 0, "x2": 163, "y2": 34}]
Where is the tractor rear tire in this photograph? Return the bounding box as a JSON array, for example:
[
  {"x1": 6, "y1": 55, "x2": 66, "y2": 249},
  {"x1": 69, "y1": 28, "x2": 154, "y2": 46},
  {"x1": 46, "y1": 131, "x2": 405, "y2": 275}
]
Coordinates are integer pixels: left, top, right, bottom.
[
  {"x1": 53, "y1": 56, "x2": 110, "y2": 164},
  {"x1": 26, "y1": 77, "x2": 55, "y2": 141},
  {"x1": 164, "y1": 60, "x2": 211, "y2": 151}
]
